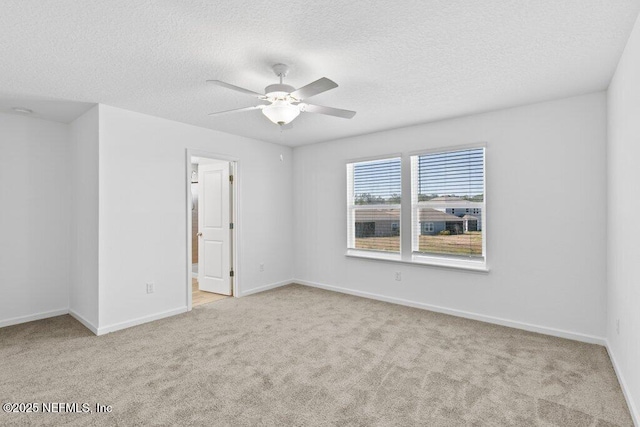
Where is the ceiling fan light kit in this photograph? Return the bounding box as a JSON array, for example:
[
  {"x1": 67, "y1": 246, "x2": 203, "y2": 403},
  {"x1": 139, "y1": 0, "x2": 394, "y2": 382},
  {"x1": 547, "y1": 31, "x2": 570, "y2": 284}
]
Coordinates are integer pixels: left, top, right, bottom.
[
  {"x1": 262, "y1": 99, "x2": 300, "y2": 125},
  {"x1": 207, "y1": 63, "x2": 356, "y2": 127}
]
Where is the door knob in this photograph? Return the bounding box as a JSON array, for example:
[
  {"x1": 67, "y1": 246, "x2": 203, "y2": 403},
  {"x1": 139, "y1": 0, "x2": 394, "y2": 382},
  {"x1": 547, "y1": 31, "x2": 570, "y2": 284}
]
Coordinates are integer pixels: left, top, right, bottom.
[{"x1": 197, "y1": 232, "x2": 202, "y2": 237}]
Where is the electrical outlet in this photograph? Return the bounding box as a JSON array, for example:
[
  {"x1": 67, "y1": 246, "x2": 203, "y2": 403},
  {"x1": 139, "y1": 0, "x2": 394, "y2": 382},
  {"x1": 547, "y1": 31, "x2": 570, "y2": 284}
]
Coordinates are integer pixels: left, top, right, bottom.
[
  {"x1": 395, "y1": 272, "x2": 402, "y2": 281},
  {"x1": 146, "y1": 282, "x2": 154, "y2": 294},
  {"x1": 616, "y1": 319, "x2": 620, "y2": 335},
  {"x1": 259, "y1": 263, "x2": 264, "y2": 272}
]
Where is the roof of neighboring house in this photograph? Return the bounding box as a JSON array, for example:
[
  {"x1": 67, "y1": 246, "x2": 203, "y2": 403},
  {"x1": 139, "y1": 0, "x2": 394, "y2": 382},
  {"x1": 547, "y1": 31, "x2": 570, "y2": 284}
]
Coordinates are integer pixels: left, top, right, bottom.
[
  {"x1": 418, "y1": 208, "x2": 463, "y2": 222},
  {"x1": 462, "y1": 214, "x2": 478, "y2": 220},
  {"x1": 355, "y1": 209, "x2": 399, "y2": 222}
]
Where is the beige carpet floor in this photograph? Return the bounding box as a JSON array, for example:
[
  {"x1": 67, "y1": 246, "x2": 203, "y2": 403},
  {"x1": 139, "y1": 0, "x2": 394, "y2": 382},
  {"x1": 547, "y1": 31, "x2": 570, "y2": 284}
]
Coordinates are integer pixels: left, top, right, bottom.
[{"x1": 0, "y1": 284, "x2": 633, "y2": 426}]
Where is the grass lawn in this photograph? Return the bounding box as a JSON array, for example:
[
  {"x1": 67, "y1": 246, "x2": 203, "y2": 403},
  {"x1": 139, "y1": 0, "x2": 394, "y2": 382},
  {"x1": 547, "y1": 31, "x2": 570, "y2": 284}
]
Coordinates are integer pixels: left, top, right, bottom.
[
  {"x1": 355, "y1": 236, "x2": 401, "y2": 252},
  {"x1": 355, "y1": 231, "x2": 482, "y2": 256}
]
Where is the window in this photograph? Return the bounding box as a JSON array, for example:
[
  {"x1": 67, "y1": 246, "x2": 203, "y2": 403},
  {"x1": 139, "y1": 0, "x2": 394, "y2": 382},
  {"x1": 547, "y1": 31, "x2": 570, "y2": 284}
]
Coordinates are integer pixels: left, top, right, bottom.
[
  {"x1": 346, "y1": 146, "x2": 486, "y2": 271},
  {"x1": 347, "y1": 157, "x2": 401, "y2": 253},
  {"x1": 422, "y1": 222, "x2": 434, "y2": 233},
  {"x1": 411, "y1": 147, "x2": 485, "y2": 262}
]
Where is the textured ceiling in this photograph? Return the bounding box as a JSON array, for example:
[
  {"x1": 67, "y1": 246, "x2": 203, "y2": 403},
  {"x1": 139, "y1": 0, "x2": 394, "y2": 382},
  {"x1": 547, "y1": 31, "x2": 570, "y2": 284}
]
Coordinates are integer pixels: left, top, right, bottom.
[{"x1": 1, "y1": 1, "x2": 638, "y2": 146}]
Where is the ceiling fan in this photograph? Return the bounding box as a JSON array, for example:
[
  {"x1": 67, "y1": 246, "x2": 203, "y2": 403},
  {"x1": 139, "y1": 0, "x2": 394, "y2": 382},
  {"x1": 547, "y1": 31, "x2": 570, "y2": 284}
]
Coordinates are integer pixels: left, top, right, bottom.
[{"x1": 207, "y1": 63, "x2": 356, "y2": 126}]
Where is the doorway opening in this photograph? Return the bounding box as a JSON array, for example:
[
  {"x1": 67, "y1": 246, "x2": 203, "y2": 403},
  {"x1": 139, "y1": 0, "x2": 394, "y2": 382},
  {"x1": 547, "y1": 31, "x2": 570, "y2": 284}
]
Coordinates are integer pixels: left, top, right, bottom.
[{"x1": 188, "y1": 153, "x2": 237, "y2": 308}]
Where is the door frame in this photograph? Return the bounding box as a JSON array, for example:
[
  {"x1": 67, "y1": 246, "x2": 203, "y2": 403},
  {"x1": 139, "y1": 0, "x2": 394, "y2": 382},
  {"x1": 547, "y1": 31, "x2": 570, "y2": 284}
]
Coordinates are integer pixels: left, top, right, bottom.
[{"x1": 185, "y1": 149, "x2": 239, "y2": 311}]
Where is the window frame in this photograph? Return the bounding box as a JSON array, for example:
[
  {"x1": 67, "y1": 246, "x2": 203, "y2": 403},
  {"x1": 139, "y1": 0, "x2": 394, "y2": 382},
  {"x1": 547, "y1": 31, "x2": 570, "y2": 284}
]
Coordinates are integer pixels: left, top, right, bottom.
[{"x1": 346, "y1": 144, "x2": 488, "y2": 272}]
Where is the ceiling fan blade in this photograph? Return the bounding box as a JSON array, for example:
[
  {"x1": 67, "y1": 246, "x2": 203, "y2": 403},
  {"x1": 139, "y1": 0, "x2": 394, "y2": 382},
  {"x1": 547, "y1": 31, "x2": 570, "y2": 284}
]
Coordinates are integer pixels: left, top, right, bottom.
[
  {"x1": 207, "y1": 80, "x2": 265, "y2": 98},
  {"x1": 299, "y1": 103, "x2": 356, "y2": 119},
  {"x1": 290, "y1": 78, "x2": 338, "y2": 100},
  {"x1": 208, "y1": 105, "x2": 264, "y2": 116}
]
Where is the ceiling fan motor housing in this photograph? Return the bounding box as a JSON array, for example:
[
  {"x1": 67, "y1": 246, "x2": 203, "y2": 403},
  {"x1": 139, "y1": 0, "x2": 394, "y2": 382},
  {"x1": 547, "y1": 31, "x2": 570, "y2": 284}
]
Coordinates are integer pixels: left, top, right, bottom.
[{"x1": 265, "y1": 84, "x2": 296, "y2": 99}]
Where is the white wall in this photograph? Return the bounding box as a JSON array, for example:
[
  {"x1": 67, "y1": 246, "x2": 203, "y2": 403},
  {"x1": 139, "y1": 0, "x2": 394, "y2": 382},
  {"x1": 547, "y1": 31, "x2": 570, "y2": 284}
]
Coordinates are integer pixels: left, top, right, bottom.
[
  {"x1": 97, "y1": 105, "x2": 293, "y2": 332},
  {"x1": 293, "y1": 92, "x2": 607, "y2": 342},
  {"x1": 0, "y1": 113, "x2": 71, "y2": 326},
  {"x1": 607, "y1": 11, "x2": 640, "y2": 424},
  {"x1": 69, "y1": 106, "x2": 100, "y2": 330}
]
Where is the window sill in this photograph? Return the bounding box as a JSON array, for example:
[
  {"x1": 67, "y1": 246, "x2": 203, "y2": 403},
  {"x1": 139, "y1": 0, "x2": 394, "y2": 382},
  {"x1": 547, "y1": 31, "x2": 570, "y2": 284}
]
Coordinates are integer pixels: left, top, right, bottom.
[
  {"x1": 345, "y1": 249, "x2": 403, "y2": 262},
  {"x1": 345, "y1": 250, "x2": 489, "y2": 272}
]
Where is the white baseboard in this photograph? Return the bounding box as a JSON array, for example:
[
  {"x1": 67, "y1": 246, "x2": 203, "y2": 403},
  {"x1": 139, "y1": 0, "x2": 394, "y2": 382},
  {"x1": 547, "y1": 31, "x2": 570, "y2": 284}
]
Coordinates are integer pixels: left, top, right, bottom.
[
  {"x1": 0, "y1": 308, "x2": 68, "y2": 329},
  {"x1": 89, "y1": 279, "x2": 293, "y2": 334},
  {"x1": 606, "y1": 341, "x2": 639, "y2": 427},
  {"x1": 68, "y1": 309, "x2": 99, "y2": 335},
  {"x1": 238, "y1": 280, "x2": 292, "y2": 297},
  {"x1": 294, "y1": 279, "x2": 606, "y2": 346},
  {"x1": 97, "y1": 306, "x2": 188, "y2": 335}
]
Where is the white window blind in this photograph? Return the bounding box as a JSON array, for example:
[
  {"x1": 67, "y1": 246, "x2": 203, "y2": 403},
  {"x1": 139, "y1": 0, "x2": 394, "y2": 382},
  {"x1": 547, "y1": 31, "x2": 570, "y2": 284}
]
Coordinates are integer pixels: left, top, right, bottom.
[
  {"x1": 347, "y1": 157, "x2": 401, "y2": 253},
  {"x1": 411, "y1": 147, "x2": 485, "y2": 260}
]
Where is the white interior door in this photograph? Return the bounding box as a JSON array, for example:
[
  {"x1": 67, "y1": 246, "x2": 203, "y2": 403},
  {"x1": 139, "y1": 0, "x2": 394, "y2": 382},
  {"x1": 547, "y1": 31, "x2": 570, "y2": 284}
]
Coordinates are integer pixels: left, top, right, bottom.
[{"x1": 198, "y1": 161, "x2": 232, "y2": 295}]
